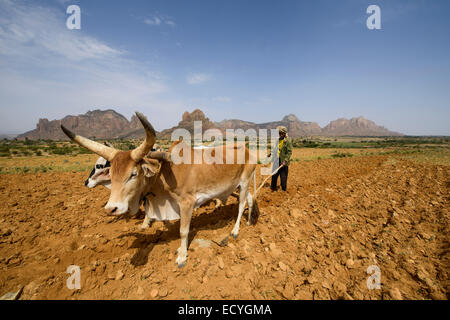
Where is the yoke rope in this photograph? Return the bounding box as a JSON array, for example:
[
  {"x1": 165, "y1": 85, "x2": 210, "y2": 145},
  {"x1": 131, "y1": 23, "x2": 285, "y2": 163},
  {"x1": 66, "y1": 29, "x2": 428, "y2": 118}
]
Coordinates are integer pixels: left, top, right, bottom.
[{"x1": 254, "y1": 164, "x2": 284, "y2": 197}]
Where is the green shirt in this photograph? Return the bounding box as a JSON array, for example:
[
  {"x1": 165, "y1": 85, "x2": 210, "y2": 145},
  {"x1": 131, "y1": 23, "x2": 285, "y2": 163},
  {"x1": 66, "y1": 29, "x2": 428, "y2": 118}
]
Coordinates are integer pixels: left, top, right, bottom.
[{"x1": 274, "y1": 137, "x2": 292, "y2": 166}]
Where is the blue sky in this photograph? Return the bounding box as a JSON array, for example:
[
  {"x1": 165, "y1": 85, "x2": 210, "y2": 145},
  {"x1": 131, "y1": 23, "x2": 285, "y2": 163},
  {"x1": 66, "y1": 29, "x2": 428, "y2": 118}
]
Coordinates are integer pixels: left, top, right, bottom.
[{"x1": 0, "y1": 0, "x2": 449, "y2": 135}]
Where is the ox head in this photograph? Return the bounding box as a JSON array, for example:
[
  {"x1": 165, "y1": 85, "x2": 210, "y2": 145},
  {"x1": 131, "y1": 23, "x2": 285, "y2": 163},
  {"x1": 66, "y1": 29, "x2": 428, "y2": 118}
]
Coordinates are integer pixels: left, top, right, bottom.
[
  {"x1": 85, "y1": 142, "x2": 112, "y2": 189},
  {"x1": 62, "y1": 112, "x2": 161, "y2": 216}
]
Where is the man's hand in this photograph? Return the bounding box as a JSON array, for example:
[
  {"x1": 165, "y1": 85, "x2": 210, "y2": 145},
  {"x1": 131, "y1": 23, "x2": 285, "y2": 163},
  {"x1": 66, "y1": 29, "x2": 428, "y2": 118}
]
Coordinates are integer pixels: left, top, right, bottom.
[{"x1": 282, "y1": 160, "x2": 287, "y2": 166}]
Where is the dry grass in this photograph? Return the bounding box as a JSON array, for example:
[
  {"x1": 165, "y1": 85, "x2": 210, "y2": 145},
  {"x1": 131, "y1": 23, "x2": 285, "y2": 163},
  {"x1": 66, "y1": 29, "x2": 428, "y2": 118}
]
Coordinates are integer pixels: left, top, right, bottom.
[
  {"x1": 0, "y1": 146, "x2": 448, "y2": 175},
  {"x1": 0, "y1": 154, "x2": 98, "y2": 174},
  {"x1": 290, "y1": 148, "x2": 382, "y2": 161},
  {"x1": 392, "y1": 148, "x2": 450, "y2": 166}
]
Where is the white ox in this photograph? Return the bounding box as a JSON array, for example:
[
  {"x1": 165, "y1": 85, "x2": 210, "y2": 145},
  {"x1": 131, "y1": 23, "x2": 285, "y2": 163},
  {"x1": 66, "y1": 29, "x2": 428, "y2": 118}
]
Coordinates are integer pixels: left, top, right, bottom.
[{"x1": 62, "y1": 112, "x2": 258, "y2": 267}]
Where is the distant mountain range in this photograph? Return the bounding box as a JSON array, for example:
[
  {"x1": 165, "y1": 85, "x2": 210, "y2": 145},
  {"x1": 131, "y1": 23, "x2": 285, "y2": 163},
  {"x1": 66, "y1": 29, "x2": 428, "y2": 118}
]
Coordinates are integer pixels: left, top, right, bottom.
[
  {"x1": 17, "y1": 108, "x2": 402, "y2": 140},
  {"x1": 17, "y1": 110, "x2": 143, "y2": 140},
  {"x1": 0, "y1": 134, "x2": 18, "y2": 140}
]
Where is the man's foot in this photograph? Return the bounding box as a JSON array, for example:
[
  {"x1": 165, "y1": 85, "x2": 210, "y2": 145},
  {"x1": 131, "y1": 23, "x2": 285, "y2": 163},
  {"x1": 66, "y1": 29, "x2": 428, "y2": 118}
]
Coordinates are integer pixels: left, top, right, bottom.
[{"x1": 271, "y1": 188, "x2": 277, "y2": 192}]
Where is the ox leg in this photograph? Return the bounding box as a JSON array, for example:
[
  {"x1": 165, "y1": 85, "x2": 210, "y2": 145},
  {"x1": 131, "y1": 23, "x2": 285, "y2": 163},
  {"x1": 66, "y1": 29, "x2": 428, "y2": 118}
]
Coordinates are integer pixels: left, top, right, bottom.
[
  {"x1": 141, "y1": 200, "x2": 153, "y2": 230},
  {"x1": 176, "y1": 200, "x2": 195, "y2": 268},
  {"x1": 214, "y1": 198, "x2": 223, "y2": 209},
  {"x1": 141, "y1": 214, "x2": 152, "y2": 230},
  {"x1": 230, "y1": 192, "x2": 240, "y2": 200},
  {"x1": 231, "y1": 184, "x2": 249, "y2": 239},
  {"x1": 246, "y1": 192, "x2": 253, "y2": 226},
  {"x1": 214, "y1": 194, "x2": 230, "y2": 209}
]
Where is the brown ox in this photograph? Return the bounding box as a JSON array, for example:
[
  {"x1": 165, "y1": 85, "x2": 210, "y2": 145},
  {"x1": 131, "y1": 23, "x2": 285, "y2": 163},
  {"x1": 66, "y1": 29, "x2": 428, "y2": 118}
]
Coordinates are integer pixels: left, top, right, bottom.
[{"x1": 61, "y1": 112, "x2": 258, "y2": 267}]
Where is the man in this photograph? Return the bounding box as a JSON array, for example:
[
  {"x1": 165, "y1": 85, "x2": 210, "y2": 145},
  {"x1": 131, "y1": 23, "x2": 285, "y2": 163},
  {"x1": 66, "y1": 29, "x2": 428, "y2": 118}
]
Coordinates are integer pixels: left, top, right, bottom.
[{"x1": 268, "y1": 126, "x2": 292, "y2": 191}]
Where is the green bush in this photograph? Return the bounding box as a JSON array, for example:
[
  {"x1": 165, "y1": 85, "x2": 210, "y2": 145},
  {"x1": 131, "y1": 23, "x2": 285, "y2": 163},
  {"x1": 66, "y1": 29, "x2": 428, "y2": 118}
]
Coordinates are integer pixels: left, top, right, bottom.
[
  {"x1": 50, "y1": 147, "x2": 74, "y2": 155},
  {"x1": 77, "y1": 147, "x2": 91, "y2": 154},
  {"x1": 292, "y1": 139, "x2": 319, "y2": 148},
  {"x1": 304, "y1": 141, "x2": 319, "y2": 148},
  {"x1": 331, "y1": 152, "x2": 353, "y2": 158}
]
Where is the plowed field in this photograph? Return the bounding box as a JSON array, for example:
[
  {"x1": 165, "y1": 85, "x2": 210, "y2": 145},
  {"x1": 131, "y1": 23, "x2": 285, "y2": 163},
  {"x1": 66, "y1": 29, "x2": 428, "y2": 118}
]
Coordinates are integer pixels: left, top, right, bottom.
[{"x1": 0, "y1": 154, "x2": 448, "y2": 300}]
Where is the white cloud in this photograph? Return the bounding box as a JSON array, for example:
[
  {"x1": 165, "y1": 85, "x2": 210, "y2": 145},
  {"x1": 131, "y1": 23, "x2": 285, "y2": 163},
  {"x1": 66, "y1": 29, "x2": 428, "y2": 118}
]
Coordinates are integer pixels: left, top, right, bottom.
[
  {"x1": 186, "y1": 73, "x2": 211, "y2": 85},
  {"x1": 0, "y1": 0, "x2": 122, "y2": 61},
  {"x1": 144, "y1": 14, "x2": 176, "y2": 27},
  {"x1": 165, "y1": 20, "x2": 176, "y2": 27},
  {"x1": 144, "y1": 16, "x2": 162, "y2": 26},
  {"x1": 0, "y1": 0, "x2": 182, "y2": 132}
]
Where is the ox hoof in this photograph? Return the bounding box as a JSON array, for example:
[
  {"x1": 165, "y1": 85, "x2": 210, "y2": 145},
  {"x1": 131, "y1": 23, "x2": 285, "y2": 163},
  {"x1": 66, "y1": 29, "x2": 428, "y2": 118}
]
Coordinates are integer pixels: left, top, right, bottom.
[
  {"x1": 175, "y1": 258, "x2": 186, "y2": 268},
  {"x1": 175, "y1": 252, "x2": 187, "y2": 268},
  {"x1": 231, "y1": 233, "x2": 238, "y2": 240}
]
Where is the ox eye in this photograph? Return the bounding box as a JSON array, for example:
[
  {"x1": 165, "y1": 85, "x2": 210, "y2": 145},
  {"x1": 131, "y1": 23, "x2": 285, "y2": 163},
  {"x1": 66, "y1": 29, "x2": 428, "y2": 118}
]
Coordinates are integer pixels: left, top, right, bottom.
[{"x1": 130, "y1": 172, "x2": 137, "y2": 179}]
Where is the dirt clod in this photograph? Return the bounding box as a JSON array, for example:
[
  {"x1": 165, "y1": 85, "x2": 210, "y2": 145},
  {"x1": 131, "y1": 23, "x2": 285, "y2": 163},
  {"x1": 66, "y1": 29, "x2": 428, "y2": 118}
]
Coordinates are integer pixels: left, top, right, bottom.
[{"x1": 389, "y1": 288, "x2": 403, "y2": 300}]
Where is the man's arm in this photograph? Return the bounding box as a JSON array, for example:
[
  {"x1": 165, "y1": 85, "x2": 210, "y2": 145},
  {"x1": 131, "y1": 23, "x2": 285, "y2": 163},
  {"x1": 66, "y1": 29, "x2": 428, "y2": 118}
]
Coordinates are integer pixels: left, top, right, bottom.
[{"x1": 283, "y1": 139, "x2": 293, "y2": 166}]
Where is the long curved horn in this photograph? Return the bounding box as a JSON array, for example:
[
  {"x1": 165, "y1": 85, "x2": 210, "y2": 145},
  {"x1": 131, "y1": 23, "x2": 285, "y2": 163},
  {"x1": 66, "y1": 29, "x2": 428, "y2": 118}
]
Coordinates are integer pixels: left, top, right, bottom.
[
  {"x1": 146, "y1": 151, "x2": 171, "y2": 162},
  {"x1": 61, "y1": 125, "x2": 118, "y2": 161},
  {"x1": 130, "y1": 112, "x2": 156, "y2": 162}
]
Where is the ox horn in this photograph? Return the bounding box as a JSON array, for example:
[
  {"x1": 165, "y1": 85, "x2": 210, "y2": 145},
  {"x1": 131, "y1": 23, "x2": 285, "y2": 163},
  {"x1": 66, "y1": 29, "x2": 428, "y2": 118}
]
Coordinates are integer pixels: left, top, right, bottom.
[
  {"x1": 130, "y1": 112, "x2": 156, "y2": 162},
  {"x1": 60, "y1": 125, "x2": 118, "y2": 161},
  {"x1": 147, "y1": 151, "x2": 171, "y2": 162}
]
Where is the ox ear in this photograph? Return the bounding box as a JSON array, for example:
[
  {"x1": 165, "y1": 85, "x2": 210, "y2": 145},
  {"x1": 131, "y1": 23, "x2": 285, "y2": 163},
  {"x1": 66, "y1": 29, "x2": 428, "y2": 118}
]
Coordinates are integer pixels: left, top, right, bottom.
[
  {"x1": 141, "y1": 158, "x2": 160, "y2": 178},
  {"x1": 93, "y1": 167, "x2": 111, "y2": 183}
]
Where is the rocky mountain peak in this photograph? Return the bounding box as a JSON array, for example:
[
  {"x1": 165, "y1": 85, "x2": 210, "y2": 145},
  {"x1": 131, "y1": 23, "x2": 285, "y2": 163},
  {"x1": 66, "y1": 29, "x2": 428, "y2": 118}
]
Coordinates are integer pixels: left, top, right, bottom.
[
  {"x1": 282, "y1": 114, "x2": 300, "y2": 122},
  {"x1": 18, "y1": 109, "x2": 403, "y2": 140},
  {"x1": 157, "y1": 109, "x2": 217, "y2": 139},
  {"x1": 181, "y1": 109, "x2": 207, "y2": 122}
]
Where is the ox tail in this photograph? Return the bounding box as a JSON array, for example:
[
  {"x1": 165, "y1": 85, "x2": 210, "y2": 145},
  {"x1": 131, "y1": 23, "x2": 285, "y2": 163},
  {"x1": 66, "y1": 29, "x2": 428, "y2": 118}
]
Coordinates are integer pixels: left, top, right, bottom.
[
  {"x1": 253, "y1": 169, "x2": 256, "y2": 199},
  {"x1": 249, "y1": 169, "x2": 260, "y2": 225}
]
